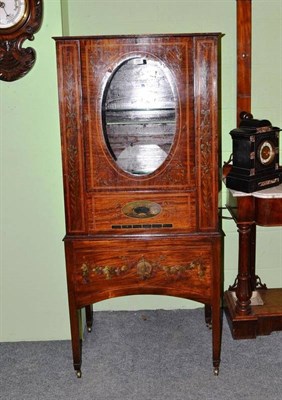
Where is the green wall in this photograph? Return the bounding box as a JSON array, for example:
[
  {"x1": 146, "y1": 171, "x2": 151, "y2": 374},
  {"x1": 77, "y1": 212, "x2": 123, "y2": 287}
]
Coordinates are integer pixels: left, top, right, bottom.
[
  {"x1": 1, "y1": 1, "x2": 69, "y2": 341},
  {"x1": 1, "y1": 0, "x2": 281, "y2": 341}
]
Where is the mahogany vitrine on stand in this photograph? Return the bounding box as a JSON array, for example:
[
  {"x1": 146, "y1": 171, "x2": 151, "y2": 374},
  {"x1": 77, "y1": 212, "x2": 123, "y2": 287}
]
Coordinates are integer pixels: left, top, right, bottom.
[{"x1": 55, "y1": 33, "x2": 223, "y2": 377}]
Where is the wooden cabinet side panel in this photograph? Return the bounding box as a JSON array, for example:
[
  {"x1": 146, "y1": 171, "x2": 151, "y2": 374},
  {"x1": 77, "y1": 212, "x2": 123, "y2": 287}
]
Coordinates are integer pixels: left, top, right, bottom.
[
  {"x1": 56, "y1": 41, "x2": 86, "y2": 233},
  {"x1": 194, "y1": 37, "x2": 219, "y2": 231}
]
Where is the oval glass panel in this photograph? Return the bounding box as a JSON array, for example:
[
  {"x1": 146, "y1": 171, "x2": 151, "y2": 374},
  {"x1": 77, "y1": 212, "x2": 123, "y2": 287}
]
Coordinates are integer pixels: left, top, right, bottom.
[{"x1": 102, "y1": 57, "x2": 177, "y2": 175}]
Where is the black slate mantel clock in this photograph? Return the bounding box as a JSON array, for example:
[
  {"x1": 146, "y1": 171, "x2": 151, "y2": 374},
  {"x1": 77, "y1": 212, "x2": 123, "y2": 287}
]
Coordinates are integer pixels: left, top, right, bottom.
[
  {"x1": 0, "y1": 0, "x2": 43, "y2": 82},
  {"x1": 226, "y1": 112, "x2": 281, "y2": 193}
]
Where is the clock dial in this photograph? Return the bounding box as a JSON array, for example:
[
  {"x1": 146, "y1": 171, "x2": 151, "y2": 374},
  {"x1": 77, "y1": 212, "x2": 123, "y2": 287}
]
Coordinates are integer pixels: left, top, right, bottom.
[
  {"x1": 0, "y1": 0, "x2": 27, "y2": 30},
  {"x1": 257, "y1": 140, "x2": 276, "y2": 166}
]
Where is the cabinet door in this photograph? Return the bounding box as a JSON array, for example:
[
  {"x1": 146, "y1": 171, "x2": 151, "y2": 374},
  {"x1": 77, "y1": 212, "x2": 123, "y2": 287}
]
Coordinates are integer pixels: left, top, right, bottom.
[{"x1": 82, "y1": 36, "x2": 193, "y2": 191}]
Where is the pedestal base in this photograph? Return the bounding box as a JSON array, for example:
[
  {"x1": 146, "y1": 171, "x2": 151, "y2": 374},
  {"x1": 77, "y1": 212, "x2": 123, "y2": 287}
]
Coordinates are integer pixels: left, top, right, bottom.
[{"x1": 224, "y1": 289, "x2": 282, "y2": 339}]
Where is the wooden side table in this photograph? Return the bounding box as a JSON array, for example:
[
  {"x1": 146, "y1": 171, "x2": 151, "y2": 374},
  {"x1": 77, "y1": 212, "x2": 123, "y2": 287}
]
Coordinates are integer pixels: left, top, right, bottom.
[{"x1": 225, "y1": 183, "x2": 282, "y2": 339}]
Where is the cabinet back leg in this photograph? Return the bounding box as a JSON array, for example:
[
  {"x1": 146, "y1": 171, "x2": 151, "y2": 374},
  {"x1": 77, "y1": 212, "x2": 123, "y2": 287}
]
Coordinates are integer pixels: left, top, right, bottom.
[{"x1": 85, "y1": 304, "x2": 93, "y2": 332}]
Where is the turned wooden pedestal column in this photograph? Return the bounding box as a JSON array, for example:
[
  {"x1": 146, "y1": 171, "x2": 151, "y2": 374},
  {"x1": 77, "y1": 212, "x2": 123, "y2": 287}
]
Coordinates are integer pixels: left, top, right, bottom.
[{"x1": 225, "y1": 184, "x2": 282, "y2": 339}]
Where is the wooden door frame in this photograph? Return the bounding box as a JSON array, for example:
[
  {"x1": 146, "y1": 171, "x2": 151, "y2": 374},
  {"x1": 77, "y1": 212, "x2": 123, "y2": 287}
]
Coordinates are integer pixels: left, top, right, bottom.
[{"x1": 236, "y1": 0, "x2": 252, "y2": 125}]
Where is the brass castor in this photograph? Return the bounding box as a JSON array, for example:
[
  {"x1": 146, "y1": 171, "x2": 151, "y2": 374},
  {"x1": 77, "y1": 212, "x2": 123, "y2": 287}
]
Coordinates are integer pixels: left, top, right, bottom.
[
  {"x1": 76, "y1": 369, "x2": 82, "y2": 378},
  {"x1": 87, "y1": 326, "x2": 92, "y2": 333},
  {"x1": 206, "y1": 322, "x2": 212, "y2": 329},
  {"x1": 213, "y1": 367, "x2": 219, "y2": 376}
]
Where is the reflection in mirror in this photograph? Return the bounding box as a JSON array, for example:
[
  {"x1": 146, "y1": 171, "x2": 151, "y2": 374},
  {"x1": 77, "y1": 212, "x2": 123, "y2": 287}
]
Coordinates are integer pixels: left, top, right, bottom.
[
  {"x1": 102, "y1": 57, "x2": 177, "y2": 175},
  {"x1": 280, "y1": 131, "x2": 282, "y2": 168}
]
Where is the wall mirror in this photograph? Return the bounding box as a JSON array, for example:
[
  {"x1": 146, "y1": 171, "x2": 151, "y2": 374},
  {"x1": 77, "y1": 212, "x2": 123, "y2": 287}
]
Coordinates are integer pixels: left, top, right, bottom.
[{"x1": 102, "y1": 57, "x2": 177, "y2": 175}]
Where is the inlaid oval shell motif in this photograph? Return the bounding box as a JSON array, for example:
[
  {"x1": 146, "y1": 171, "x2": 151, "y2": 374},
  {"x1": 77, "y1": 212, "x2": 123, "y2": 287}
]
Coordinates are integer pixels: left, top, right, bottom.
[{"x1": 122, "y1": 200, "x2": 162, "y2": 219}]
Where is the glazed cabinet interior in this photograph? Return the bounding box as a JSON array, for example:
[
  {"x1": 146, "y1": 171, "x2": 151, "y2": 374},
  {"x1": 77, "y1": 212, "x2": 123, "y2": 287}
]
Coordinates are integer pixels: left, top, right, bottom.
[{"x1": 55, "y1": 33, "x2": 223, "y2": 377}]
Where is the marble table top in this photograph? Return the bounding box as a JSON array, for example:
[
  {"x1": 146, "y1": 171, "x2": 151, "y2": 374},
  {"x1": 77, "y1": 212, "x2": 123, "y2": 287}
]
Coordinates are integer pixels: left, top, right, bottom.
[{"x1": 230, "y1": 183, "x2": 282, "y2": 199}]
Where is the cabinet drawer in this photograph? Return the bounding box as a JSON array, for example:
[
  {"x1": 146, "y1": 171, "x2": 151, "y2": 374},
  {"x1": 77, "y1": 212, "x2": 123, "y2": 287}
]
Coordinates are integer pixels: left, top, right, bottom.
[
  {"x1": 87, "y1": 193, "x2": 197, "y2": 233},
  {"x1": 69, "y1": 237, "x2": 216, "y2": 306}
]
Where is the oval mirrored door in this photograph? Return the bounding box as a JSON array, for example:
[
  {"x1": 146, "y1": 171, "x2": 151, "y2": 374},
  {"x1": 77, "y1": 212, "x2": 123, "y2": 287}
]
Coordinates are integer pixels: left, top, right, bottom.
[{"x1": 102, "y1": 57, "x2": 177, "y2": 175}]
